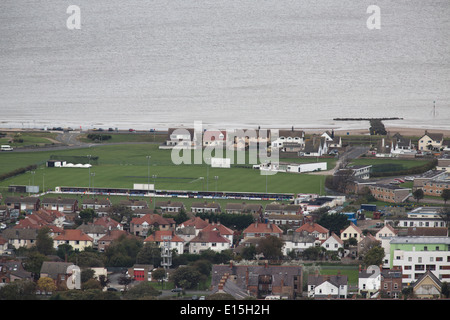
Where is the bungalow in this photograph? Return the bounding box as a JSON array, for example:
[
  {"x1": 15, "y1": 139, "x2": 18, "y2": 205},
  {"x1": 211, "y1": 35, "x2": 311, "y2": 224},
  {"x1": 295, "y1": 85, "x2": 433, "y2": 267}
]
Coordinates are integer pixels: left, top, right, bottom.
[
  {"x1": 191, "y1": 202, "x2": 221, "y2": 214},
  {"x1": 81, "y1": 198, "x2": 112, "y2": 213},
  {"x1": 225, "y1": 203, "x2": 245, "y2": 214},
  {"x1": 203, "y1": 129, "x2": 227, "y2": 147},
  {"x1": 161, "y1": 127, "x2": 195, "y2": 149},
  {"x1": 53, "y1": 229, "x2": 94, "y2": 251},
  {"x1": 271, "y1": 129, "x2": 305, "y2": 150},
  {"x1": 119, "y1": 199, "x2": 148, "y2": 211},
  {"x1": 156, "y1": 200, "x2": 185, "y2": 213},
  {"x1": 307, "y1": 272, "x2": 348, "y2": 299},
  {"x1": 188, "y1": 230, "x2": 231, "y2": 254}
]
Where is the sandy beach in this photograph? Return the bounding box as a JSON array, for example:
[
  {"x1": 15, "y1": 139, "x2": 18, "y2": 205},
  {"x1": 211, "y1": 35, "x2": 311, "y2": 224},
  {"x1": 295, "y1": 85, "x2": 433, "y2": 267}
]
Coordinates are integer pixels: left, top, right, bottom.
[{"x1": 304, "y1": 126, "x2": 450, "y2": 138}]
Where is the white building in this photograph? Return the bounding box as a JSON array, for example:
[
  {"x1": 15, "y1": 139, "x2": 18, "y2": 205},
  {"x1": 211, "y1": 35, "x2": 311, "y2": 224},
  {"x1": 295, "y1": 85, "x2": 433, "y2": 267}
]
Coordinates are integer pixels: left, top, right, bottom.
[
  {"x1": 307, "y1": 273, "x2": 348, "y2": 299},
  {"x1": 397, "y1": 207, "x2": 448, "y2": 228},
  {"x1": 389, "y1": 236, "x2": 450, "y2": 284},
  {"x1": 321, "y1": 233, "x2": 344, "y2": 252},
  {"x1": 358, "y1": 265, "x2": 382, "y2": 297}
]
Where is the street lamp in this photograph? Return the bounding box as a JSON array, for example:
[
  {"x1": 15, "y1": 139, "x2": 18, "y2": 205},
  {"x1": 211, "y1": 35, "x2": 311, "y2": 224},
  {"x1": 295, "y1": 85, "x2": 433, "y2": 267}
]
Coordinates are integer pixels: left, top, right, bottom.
[
  {"x1": 214, "y1": 176, "x2": 219, "y2": 196},
  {"x1": 90, "y1": 172, "x2": 95, "y2": 198},
  {"x1": 206, "y1": 157, "x2": 210, "y2": 192},
  {"x1": 152, "y1": 174, "x2": 157, "y2": 208},
  {"x1": 199, "y1": 177, "x2": 204, "y2": 191},
  {"x1": 146, "y1": 156, "x2": 151, "y2": 195},
  {"x1": 87, "y1": 155, "x2": 92, "y2": 192}
]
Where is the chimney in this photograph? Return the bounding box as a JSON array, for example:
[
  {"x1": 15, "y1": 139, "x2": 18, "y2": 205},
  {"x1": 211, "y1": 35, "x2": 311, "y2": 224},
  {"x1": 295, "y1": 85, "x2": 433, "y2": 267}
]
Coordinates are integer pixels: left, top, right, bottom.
[
  {"x1": 229, "y1": 261, "x2": 233, "y2": 269},
  {"x1": 265, "y1": 260, "x2": 268, "y2": 268}
]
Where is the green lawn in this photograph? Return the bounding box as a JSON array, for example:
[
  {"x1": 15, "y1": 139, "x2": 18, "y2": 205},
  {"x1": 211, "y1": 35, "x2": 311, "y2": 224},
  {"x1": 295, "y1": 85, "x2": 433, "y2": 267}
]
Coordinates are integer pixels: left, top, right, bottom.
[
  {"x1": 0, "y1": 131, "x2": 59, "y2": 148},
  {"x1": 350, "y1": 158, "x2": 430, "y2": 169},
  {"x1": 0, "y1": 144, "x2": 329, "y2": 196}
]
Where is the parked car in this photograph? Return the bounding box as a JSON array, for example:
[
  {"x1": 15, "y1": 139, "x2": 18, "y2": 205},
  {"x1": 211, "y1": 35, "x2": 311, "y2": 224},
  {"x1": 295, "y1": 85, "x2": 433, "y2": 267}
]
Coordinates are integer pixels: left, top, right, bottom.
[{"x1": 171, "y1": 287, "x2": 182, "y2": 292}]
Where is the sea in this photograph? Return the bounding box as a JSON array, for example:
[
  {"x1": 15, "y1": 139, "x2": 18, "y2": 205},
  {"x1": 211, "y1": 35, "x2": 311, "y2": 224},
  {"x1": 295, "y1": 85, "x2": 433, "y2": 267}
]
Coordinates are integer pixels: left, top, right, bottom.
[{"x1": 0, "y1": 0, "x2": 449, "y2": 131}]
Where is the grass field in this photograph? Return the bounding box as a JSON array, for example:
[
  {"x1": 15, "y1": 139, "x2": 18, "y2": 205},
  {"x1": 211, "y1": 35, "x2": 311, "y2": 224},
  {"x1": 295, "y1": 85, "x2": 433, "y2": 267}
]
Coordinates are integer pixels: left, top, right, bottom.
[
  {"x1": 0, "y1": 143, "x2": 330, "y2": 196},
  {"x1": 0, "y1": 130, "x2": 60, "y2": 146}
]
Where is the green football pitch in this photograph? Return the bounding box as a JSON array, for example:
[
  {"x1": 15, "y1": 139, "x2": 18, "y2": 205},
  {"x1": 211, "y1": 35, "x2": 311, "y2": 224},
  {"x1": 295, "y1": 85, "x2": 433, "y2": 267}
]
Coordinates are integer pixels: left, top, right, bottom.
[{"x1": 0, "y1": 144, "x2": 332, "y2": 196}]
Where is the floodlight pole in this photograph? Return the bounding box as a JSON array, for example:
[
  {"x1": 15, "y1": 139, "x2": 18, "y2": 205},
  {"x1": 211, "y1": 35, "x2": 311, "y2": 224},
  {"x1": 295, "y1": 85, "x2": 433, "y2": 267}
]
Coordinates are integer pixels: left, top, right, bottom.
[
  {"x1": 146, "y1": 155, "x2": 151, "y2": 196},
  {"x1": 87, "y1": 155, "x2": 92, "y2": 193}
]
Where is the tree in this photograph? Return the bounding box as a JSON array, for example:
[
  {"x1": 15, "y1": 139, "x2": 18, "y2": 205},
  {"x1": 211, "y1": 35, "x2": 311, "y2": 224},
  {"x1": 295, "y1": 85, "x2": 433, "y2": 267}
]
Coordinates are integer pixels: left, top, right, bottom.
[
  {"x1": 36, "y1": 227, "x2": 55, "y2": 256},
  {"x1": 0, "y1": 280, "x2": 37, "y2": 300},
  {"x1": 241, "y1": 245, "x2": 257, "y2": 260},
  {"x1": 56, "y1": 243, "x2": 74, "y2": 261},
  {"x1": 136, "y1": 242, "x2": 162, "y2": 266},
  {"x1": 37, "y1": 277, "x2": 57, "y2": 293},
  {"x1": 256, "y1": 236, "x2": 283, "y2": 260},
  {"x1": 104, "y1": 234, "x2": 143, "y2": 267},
  {"x1": 81, "y1": 268, "x2": 96, "y2": 284},
  {"x1": 413, "y1": 189, "x2": 424, "y2": 203},
  {"x1": 82, "y1": 278, "x2": 102, "y2": 291},
  {"x1": 441, "y1": 189, "x2": 450, "y2": 204},
  {"x1": 123, "y1": 281, "x2": 159, "y2": 300},
  {"x1": 441, "y1": 282, "x2": 450, "y2": 298},
  {"x1": 76, "y1": 208, "x2": 97, "y2": 226},
  {"x1": 302, "y1": 247, "x2": 321, "y2": 260},
  {"x1": 171, "y1": 266, "x2": 202, "y2": 290},
  {"x1": 152, "y1": 268, "x2": 167, "y2": 288},
  {"x1": 438, "y1": 207, "x2": 450, "y2": 233},
  {"x1": 23, "y1": 251, "x2": 47, "y2": 278},
  {"x1": 363, "y1": 245, "x2": 385, "y2": 267},
  {"x1": 318, "y1": 212, "x2": 350, "y2": 236}
]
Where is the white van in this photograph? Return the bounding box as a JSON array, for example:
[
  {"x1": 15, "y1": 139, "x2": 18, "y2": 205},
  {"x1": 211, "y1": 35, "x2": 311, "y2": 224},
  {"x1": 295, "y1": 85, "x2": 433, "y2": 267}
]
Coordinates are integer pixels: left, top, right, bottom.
[{"x1": 1, "y1": 145, "x2": 13, "y2": 151}]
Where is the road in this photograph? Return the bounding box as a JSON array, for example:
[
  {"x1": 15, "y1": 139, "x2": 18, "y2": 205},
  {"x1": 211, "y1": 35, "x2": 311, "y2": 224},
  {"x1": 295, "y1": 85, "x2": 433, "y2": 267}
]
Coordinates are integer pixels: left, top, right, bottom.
[{"x1": 309, "y1": 146, "x2": 369, "y2": 175}]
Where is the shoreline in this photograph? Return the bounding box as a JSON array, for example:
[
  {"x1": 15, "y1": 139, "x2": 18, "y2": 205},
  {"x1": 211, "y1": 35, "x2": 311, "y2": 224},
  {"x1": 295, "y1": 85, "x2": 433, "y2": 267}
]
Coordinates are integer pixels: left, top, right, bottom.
[
  {"x1": 0, "y1": 126, "x2": 450, "y2": 138},
  {"x1": 2, "y1": 125, "x2": 449, "y2": 138}
]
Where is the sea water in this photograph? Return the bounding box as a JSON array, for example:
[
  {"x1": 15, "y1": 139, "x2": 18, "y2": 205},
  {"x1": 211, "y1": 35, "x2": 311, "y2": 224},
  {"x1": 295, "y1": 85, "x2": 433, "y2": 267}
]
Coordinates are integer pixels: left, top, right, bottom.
[{"x1": 0, "y1": 0, "x2": 449, "y2": 131}]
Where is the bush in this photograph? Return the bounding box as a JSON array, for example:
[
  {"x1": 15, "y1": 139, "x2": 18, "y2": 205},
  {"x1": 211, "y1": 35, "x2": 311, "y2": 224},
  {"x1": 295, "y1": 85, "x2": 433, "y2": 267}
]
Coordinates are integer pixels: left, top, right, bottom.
[
  {"x1": 0, "y1": 164, "x2": 37, "y2": 182},
  {"x1": 87, "y1": 134, "x2": 112, "y2": 141}
]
